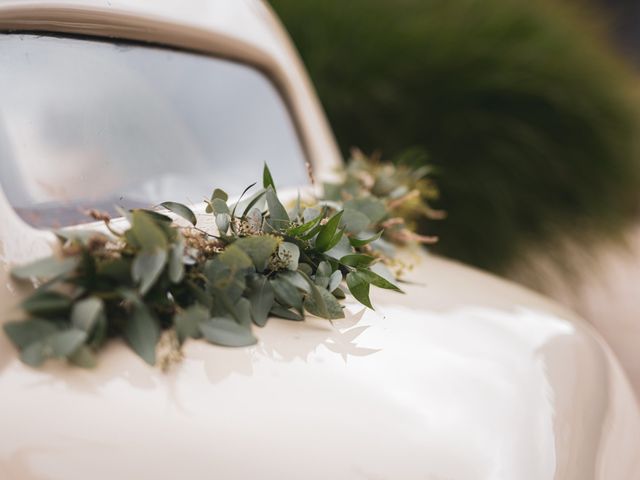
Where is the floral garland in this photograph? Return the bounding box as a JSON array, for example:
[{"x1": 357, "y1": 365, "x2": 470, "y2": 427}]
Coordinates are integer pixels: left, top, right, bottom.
[{"x1": 5, "y1": 152, "x2": 441, "y2": 369}]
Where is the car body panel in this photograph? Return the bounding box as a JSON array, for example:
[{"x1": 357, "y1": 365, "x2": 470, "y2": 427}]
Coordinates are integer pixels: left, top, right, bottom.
[
  {"x1": 1, "y1": 249, "x2": 639, "y2": 479},
  {"x1": 0, "y1": 1, "x2": 639, "y2": 479}
]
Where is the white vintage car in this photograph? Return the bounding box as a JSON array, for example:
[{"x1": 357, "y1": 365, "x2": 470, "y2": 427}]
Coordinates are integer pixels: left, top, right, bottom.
[{"x1": 0, "y1": 1, "x2": 638, "y2": 479}]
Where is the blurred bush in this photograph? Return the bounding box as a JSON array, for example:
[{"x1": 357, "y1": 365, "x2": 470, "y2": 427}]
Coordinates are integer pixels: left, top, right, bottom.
[{"x1": 271, "y1": 0, "x2": 640, "y2": 273}]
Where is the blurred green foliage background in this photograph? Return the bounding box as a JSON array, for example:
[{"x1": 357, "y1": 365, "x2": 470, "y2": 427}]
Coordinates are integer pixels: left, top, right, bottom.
[{"x1": 270, "y1": 0, "x2": 640, "y2": 274}]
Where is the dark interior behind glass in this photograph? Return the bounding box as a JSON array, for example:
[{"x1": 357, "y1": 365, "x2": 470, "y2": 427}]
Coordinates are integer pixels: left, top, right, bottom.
[{"x1": 0, "y1": 34, "x2": 308, "y2": 227}]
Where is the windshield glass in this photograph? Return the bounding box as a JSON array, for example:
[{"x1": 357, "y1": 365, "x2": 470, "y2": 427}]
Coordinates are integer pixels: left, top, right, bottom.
[{"x1": 0, "y1": 34, "x2": 308, "y2": 228}]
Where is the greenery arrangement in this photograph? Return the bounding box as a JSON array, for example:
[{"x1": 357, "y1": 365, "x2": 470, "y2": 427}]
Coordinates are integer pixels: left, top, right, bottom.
[
  {"x1": 270, "y1": 0, "x2": 640, "y2": 274},
  {"x1": 5, "y1": 156, "x2": 439, "y2": 369}
]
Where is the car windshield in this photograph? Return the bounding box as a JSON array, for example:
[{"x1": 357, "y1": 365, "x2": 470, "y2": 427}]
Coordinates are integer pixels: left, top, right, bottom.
[{"x1": 0, "y1": 34, "x2": 309, "y2": 228}]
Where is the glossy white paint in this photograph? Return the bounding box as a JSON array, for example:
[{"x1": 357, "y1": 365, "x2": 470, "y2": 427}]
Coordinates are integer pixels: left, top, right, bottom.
[
  {"x1": 0, "y1": 1, "x2": 639, "y2": 479},
  {"x1": 1, "y1": 250, "x2": 639, "y2": 479}
]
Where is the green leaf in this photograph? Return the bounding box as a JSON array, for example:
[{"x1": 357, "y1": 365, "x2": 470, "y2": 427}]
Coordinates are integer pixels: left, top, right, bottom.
[
  {"x1": 325, "y1": 235, "x2": 354, "y2": 260},
  {"x1": 325, "y1": 228, "x2": 347, "y2": 253},
  {"x1": 168, "y1": 235, "x2": 185, "y2": 283},
  {"x1": 132, "y1": 248, "x2": 168, "y2": 295},
  {"x1": 340, "y1": 254, "x2": 375, "y2": 268},
  {"x1": 4, "y1": 319, "x2": 58, "y2": 349},
  {"x1": 270, "y1": 277, "x2": 303, "y2": 312},
  {"x1": 344, "y1": 197, "x2": 387, "y2": 224},
  {"x1": 124, "y1": 305, "x2": 160, "y2": 365},
  {"x1": 11, "y1": 255, "x2": 79, "y2": 280},
  {"x1": 175, "y1": 304, "x2": 209, "y2": 344},
  {"x1": 49, "y1": 329, "x2": 88, "y2": 357},
  {"x1": 247, "y1": 274, "x2": 275, "y2": 327},
  {"x1": 212, "y1": 188, "x2": 229, "y2": 202},
  {"x1": 317, "y1": 261, "x2": 332, "y2": 278},
  {"x1": 205, "y1": 244, "x2": 253, "y2": 302},
  {"x1": 71, "y1": 297, "x2": 104, "y2": 332},
  {"x1": 356, "y1": 268, "x2": 403, "y2": 293},
  {"x1": 211, "y1": 198, "x2": 230, "y2": 215},
  {"x1": 231, "y1": 182, "x2": 258, "y2": 219},
  {"x1": 200, "y1": 317, "x2": 257, "y2": 347},
  {"x1": 315, "y1": 210, "x2": 344, "y2": 251},
  {"x1": 269, "y1": 305, "x2": 303, "y2": 321},
  {"x1": 263, "y1": 163, "x2": 276, "y2": 192},
  {"x1": 20, "y1": 341, "x2": 49, "y2": 366},
  {"x1": 278, "y1": 242, "x2": 300, "y2": 271},
  {"x1": 234, "y1": 236, "x2": 279, "y2": 272},
  {"x1": 18, "y1": 328, "x2": 88, "y2": 366},
  {"x1": 240, "y1": 189, "x2": 267, "y2": 218},
  {"x1": 160, "y1": 201, "x2": 197, "y2": 226},
  {"x1": 216, "y1": 212, "x2": 231, "y2": 235},
  {"x1": 68, "y1": 345, "x2": 97, "y2": 368},
  {"x1": 55, "y1": 229, "x2": 110, "y2": 245},
  {"x1": 130, "y1": 210, "x2": 168, "y2": 250},
  {"x1": 265, "y1": 187, "x2": 290, "y2": 230},
  {"x1": 349, "y1": 231, "x2": 383, "y2": 247},
  {"x1": 277, "y1": 270, "x2": 310, "y2": 293},
  {"x1": 304, "y1": 284, "x2": 344, "y2": 319},
  {"x1": 137, "y1": 209, "x2": 173, "y2": 224},
  {"x1": 346, "y1": 271, "x2": 373, "y2": 309},
  {"x1": 21, "y1": 291, "x2": 72, "y2": 318},
  {"x1": 341, "y1": 208, "x2": 371, "y2": 234},
  {"x1": 329, "y1": 270, "x2": 343, "y2": 292},
  {"x1": 287, "y1": 210, "x2": 324, "y2": 236}
]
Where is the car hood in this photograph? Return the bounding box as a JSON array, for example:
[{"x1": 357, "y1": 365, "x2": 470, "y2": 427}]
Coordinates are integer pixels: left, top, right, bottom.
[{"x1": 0, "y1": 246, "x2": 639, "y2": 480}]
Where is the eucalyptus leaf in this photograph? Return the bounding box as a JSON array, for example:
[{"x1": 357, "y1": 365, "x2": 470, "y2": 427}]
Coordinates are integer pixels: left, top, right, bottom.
[
  {"x1": 21, "y1": 291, "x2": 72, "y2": 318},
  {"x1": 11, "y1": 255, "x2": 79, "y2": 280},
  {"x1": 124, "y1": 305, "x2": 160, "y2": 365},
  {"x1": 329, "y1": 270, "x2": 343, "y2": 292},
  {"x1": 269, "y1": 305, "x2": 304, "y2": 321},
  {"x1": 277, "y1": 270, "x2": 310, "y2": 293},
  {"x1": 304, "y1": 284, "x2": 344, "y2": 319},
  {"x1": 49, "y1": 329, "x2": 88, "y2": 357},
  {"x1": 168, "y1": 236, "x2": 185, "y2": 283},
  {"x1": 212, "y1": 198, "x2": 230, "y2": 215},
  {"x1": 317, "y1": 261, "x2": 332, "y2": 278},
  {"x1": 247, "y1": 275, "x2": 275, "y2": 327},
  {"x1": 71, "y1": 297, "x2": 104, "y2": 332},
  {"x1": 175, "y1": 304, "x2": 209, "y2": 344},
  {"x1": 160, "y1": 201, "x2": 197, "y2": 226},
  {"x1": 200, "y1": 317, "x2": 257, "y2": 347},
  {"x1": 216, "y1": 212, "x2": 231, "y2": 235},
  {"x1": 20, "y1": 341, "x2": 49, "y2": 367},
  {"x1": 271, "y1": 277, "x2": 303, "y2": 312},
  {"x1": 234, "y1": 236, "x2": 279, "y2": 272},
  {"x1": 130, "y1": 210, "x2": 168, "y2": 250},
  {"x1": 344, "y1": 197, "x2": 387, "y2": 224},
  {"x1": 212, "y1": 188, "x2": 229, "y2": 202},
  {"x1": 341, "y1": 208, "x2": 371, "y2": 234},
  {"x1": 69, "y1": 345, "x2": 97, "y2": 368},
  {"x1": 278, "y1": 242, "x2": 300, "y2": 271},
  {"x1": 4, "y1": 319, "x2": 58, "y2": 350},
  {"x1": 132, "y1": 248, "x2": 168, "y2": 295}
]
